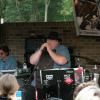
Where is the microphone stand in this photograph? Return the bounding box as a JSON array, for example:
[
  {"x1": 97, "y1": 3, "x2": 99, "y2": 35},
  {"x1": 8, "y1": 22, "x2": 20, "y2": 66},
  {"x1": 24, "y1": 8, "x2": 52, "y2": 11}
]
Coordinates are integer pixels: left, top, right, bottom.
[
  {"x1": 23, "y1": 64, "x2": 39, "y2": 100},
  {"x1": 33, "y1": 64, "x2": 39, "y2": 100},
  {"x1": 57, "y1": 79, "x2": 61, "y2": 98},
  {"x1": 57, "y1": 66, "x2": 62, "y2": 99}
]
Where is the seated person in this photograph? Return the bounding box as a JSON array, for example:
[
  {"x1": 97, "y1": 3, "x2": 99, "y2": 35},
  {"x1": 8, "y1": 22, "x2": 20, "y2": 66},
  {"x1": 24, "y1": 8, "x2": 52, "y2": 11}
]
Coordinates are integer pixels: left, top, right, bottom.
[
  {"x1": 0, "y1": 44, "x2": 17, "y2": 70},
  {"x1": 73, "y1": 81, "x2": 96, "y2": 99},
  {"x1": 0, "y1": 74, "x2": 19, "y2": 100}
]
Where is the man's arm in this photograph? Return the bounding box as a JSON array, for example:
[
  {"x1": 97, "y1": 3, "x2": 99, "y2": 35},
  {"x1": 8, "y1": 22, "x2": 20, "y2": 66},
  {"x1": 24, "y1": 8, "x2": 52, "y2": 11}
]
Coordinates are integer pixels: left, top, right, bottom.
[
  {"x1": 46, "y1": 44, "x2": 68, "y2": 65},
  {"x1": 30, "y1": 43, "x2": 46, "y2": 65},
  {"x1": 48, "y1": 49, "x2": 67, "y2": 65},
  {"x1": 30, "y1": 49, "x2": 42, "y2": 65}
]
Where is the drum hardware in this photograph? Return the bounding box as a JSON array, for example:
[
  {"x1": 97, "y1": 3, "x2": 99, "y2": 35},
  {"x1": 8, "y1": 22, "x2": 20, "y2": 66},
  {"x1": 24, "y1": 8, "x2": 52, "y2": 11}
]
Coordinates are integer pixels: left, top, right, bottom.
[
  {"x1": 17, "y1": 68, "x2": 31, "y2": 74},
  {"x1": 93, "y1": 73, "x2": 99, "y2": 84},
  {"x1": 84, "y1": 69, "x2": 93, "y2": 82},
  {"x1": 24, "y1": 64, "x2": 40, "y2": 100},
  {"x1": 47, "y1": 97, "x2": 62, "y2": 100},
  {"x1": 83, "y1": 65, "x2": 100, "y2": 83},
  {"x1": 92, "y1": 65, "x2": 100, "y2": 84},
  {"x1": 93, "y1": 64, "x2": 98, "y2": 73},
  {"x1": 76, "y1": 58, "x2": 81, "y2": 67},
  {"x1": 16, "y1": 68, "x2": 31, "y2": 89},
  {"x1": 0, "y1": 69, "x2": 17, "y2": 76},
  {"x1": 57, "y1": 79, "x2": 62, "y2": 98}
]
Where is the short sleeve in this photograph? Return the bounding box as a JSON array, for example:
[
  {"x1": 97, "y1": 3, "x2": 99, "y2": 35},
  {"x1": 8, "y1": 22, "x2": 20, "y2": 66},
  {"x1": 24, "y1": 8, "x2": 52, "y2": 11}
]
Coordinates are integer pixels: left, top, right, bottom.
[
  {"x1": 9, "y1": 56, "x2": 17, "y2": 69},
  {"x1": 55, "y1": 45, "x2": 71, "y2": 67}
]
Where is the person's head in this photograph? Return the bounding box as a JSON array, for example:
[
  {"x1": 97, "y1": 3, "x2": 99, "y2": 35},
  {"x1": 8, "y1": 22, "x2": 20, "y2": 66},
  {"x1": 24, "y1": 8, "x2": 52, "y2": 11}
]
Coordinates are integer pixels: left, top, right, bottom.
[
  {"x1": 98, "y1": 74, "x2": 100, "y2": 87},
  {"x1": 74, "y1": 85, "x2": 100, "y2": 100},
  {"x1": 0, "y1": 74, "x2": 19, "y2": 99},
  {"x1": 46, "y1": 32, "x2": 62, "y2": 50},
  {"x1": 0, "y1": 44, "x2": 10, "y2": 60},
  {"x1": 73, "y1": 81, "x2": 96, "y2": 99}
]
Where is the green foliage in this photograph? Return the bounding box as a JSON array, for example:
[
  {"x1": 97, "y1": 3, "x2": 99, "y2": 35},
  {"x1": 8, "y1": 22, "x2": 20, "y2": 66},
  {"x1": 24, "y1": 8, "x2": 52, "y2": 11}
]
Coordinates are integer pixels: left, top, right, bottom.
[
  {"x1": 0, "y1": 0, "x2": 74, "y2": 22},
  {"x1": 0, "y1": 0, "x2": 7, "y2": 17},
  {"x1": 60, "y1": 0, "x2": 74, "y2": 21},
  {"x1": 48, "y1": 0, "x2": 63, "y2": 21},
  {"x1": 3, "y1": 0, "x2": 33, "y2": 22},
  {"x1": 48, "y1": 0, "x2": 74, "y2": 21}
]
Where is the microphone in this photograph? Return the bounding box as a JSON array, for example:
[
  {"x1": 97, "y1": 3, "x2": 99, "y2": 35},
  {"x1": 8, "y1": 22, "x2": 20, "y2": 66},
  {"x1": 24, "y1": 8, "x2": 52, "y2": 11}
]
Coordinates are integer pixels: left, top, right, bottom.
[{"x1": 42, "y1": 47, "x2": 47, "y2": 52}]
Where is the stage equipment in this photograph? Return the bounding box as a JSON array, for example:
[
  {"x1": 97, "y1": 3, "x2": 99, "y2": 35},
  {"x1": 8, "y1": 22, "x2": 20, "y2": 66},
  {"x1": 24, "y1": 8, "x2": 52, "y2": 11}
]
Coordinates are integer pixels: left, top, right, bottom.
[
  {"x1": 84, "y1": 69, "x2": 93, "y2": 82},
  {"x1": 0, "y1": 69, "x2": 17, "y2": 76},
  {"x1": 40, "y1": 67, "x2": 84, "y2": 86},
  {"x1": 40, "y1": 67, "x2": 84, "y2": 99}
]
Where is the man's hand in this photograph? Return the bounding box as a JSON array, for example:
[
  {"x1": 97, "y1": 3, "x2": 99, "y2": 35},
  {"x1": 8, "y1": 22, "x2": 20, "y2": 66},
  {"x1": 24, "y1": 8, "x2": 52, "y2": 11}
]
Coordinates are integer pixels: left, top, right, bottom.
[
  {"x1": 30, "y1": 43, "x2": 49, "y2": 65},
  {"x1": 40, "y1": 43, "x2": 47, "y2": 51},
  {"x1": 40, "y1": 43, "x2": 52, "y2": 52}
]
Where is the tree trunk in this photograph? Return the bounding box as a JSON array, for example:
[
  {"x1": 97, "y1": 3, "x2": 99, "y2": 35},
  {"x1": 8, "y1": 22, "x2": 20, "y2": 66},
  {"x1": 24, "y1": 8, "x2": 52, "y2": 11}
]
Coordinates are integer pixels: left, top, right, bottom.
[{"x1": 44, "y1": 0, "x2": 50, "y2": 22}]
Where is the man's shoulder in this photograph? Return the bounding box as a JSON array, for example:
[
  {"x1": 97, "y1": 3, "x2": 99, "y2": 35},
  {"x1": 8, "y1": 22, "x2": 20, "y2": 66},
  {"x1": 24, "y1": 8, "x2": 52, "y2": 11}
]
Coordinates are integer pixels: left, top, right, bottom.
[
  {"x1": 56, "y1": 44, "x2": 68, "y2": 50},
  {"x1": 8, "y1": 55, "x2": 16, "y2": 61},
  {"x1": 0, "y1": 59, "x2": 2, "y2": 62}
]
